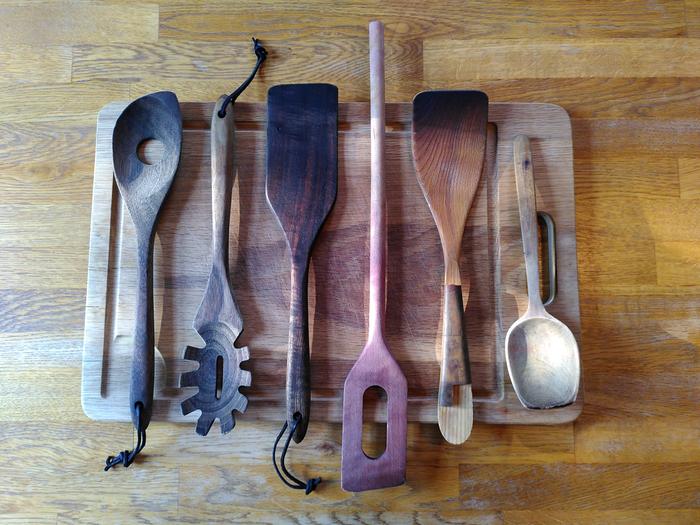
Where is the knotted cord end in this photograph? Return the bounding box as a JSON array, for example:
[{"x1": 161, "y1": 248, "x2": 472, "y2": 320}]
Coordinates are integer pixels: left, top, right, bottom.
[
  {"x1": 272, "y1": 413, "x2": 322, "y2": 494},
  {"x1": 218, "y1": 37, "x2": 268, "y2": 118}
]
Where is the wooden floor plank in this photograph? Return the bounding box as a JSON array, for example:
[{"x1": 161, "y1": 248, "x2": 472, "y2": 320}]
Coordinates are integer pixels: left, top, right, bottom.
[
  {"x1": 656, "y1": 241, "x2": 700, "y2": 286},
  {"x1": 0, "y1": 3, "x2": 158, "y2": 45},
  {"x1": 0, "y1": 45, "x2": 71, "y2": 85},
  {"x1": 460, "y1": 463, "x2": 700, "y2": 510},
  {"x1": 425, "y1": 38, "x2": 700, "y2": 80},
  {"x1": 504, "y1": 510, "x2": 700, "y2": 525},
  {"x1": 158, "y1": 0, "x2": 686, "y2": 41},
  {"x1": 678, "y1": 158, "x2": 700, "y2": 199}
]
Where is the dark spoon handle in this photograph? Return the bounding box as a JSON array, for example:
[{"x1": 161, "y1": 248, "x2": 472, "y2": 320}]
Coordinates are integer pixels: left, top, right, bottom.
[
  {"x1": 287, "y1": 257, "x2": 310, "y2": 443},
  {"x1": 130, "y1": 233, "x2": 155, "y2": 429}
]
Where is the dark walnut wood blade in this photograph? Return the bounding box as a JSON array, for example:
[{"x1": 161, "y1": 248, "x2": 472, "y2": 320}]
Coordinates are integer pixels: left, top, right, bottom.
[
  {"x1": 266, "y1": 83, "x2": 338, "y2": 442},
  {"x1": 411, "y1": 90, "x2": 488, "y2": 444}
]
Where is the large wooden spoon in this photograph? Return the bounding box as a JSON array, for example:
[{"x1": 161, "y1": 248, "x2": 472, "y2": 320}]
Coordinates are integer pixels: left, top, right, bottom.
[
  {"x1": 411, "y1": 90, "x2": 488, "y2": 444},
  {"x1": 506, "y1": 135, "x2": 580, "y2": 409},
  {"x1": 109, "y1": 91, "x2": 182, "y2": 465}
]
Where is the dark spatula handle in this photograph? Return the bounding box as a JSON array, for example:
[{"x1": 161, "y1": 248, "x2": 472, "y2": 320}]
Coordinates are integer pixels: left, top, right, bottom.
[
  {"x1": 131, "y1": 233, "x2": 155, "y2": 429},
  {"x1": 288, "y1": 257, "x2": 311, "y2": 442}
]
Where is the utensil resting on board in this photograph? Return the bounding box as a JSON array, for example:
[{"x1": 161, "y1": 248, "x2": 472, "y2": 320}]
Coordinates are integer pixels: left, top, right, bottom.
[
  {"x1": 411, "y1": 90, "x2": 488, "y2": 444},
  {"x1": 505, "y1": 135, "x2": 580, "y2": 409},
  {"x1": 180, "y1": 39, "x2": 267, "y2": 435},
  {"x1": 266, "y1": 83, "x2": 338, "y2": 493},
  {"x1": 341, "y1": 20, "x2": 408, "y2": 492},
  {"x1": 105, "y1": 91, "x2": 182, "y2": 470},
  {"x1": 179, "y1": 96, "x2": 251, "y2": 435}
]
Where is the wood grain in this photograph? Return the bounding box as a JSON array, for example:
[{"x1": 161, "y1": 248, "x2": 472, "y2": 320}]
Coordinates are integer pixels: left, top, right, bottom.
[
  {"x1": 461, "y1": 463, "x2": 700, "y2": 510},
  {"x1": 3, "y1": 0, "x2": 700, "y2": 521},
  {"x1": 425, "y1": 38, "x2": 700, "y2": 80},
  {"x1": 0, "y1": 3, "x2": 158, "y2": 44},
  {"x1": 678, "y1": 157, "x2": 700, "y2": 199}
]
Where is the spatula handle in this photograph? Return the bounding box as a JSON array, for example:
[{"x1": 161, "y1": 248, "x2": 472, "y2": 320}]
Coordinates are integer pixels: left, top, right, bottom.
[
  {"x1": 287, "y1": 257, "x2": 311, "y2": 442},
  {"x1": 439, "y1": 285, "x2": 471, "y2": 406},
  {"x1": 513, "y1": 135, "x2": 544, "y2": 311},
  {"x1": 130, "y1": 233, "x2": 155, "y2": 429},
  {"x1": 368, "y1": 20, "x2": 387, "y2": 343}
]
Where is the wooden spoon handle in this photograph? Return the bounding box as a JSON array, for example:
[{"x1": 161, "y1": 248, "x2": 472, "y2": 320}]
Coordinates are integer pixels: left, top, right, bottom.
[
  {"x1": 130, "y1": 233, "x2": 155, "y2": 429},
  {"x1": 210, "y1": 96, "x2": 235, "y2": 271},
  {"x1": 368, "y1": 20, "x2": 386, "y2": 343},
  {"x1": 513, "y1": 135, "x2": 543, "y2": 310},
  {"x1": 287, "y1": 258, "x2": 310, "y2": 442},
  {"x1": 439, "y1": 285, "x2": 471, "y2": 406}
]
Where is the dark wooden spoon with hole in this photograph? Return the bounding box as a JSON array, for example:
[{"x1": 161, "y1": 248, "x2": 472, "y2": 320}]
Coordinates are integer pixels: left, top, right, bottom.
[
  {"x1": 106, "y1": 91, "x2": 182, "y2": 469},
  {"x1": 412, "y1": 90, "x2": 488, "y2": 444},
  {"x1": 266, "y1": 83, "x2": 338, "y2": 443}
]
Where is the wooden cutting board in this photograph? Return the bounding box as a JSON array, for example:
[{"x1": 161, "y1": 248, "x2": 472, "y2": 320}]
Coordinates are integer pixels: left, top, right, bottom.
[{"x1": 82, "y1": 101, "x2": 583, "y2": 425}]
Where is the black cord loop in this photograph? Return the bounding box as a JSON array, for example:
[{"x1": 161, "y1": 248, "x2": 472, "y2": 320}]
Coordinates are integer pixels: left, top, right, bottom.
[
  {"x1": 272, "y1": 413, "x2": 321, "y2": 494},
  {"x1": 104, "y1": 403, "x2": 147, "y2": 471},
  {"x1": 218, "y1": 37, "x2": 268, "y2": 118}
]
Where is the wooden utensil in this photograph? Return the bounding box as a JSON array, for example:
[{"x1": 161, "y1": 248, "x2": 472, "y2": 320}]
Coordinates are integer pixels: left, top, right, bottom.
[
  {"x1": 505, "y1": 135, "x2": 580, "y2": 409},
  {"x1": 106, "y1": 91, "x2": 182, "y2": 469},
  {"x1": 266, "y1": 83, "x2": 338, "y2": 443},
  {"x1": 180, "y1": 96, "x2": 251, "y2": 435},
  {"x1": 411, "y1": 90, "x2": 488, "y2": 444},
  {"x1": 341, "y1": 21, "x2": 408, "y2": 492}
]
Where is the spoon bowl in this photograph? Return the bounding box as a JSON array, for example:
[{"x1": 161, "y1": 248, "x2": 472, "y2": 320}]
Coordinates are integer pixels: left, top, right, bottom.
[
  {"x1": 507, "y1": 135, "x2": 580, "y2": 410},
  {"x1": 505, "y1": 313, "x2": 580, "y2": 409}
]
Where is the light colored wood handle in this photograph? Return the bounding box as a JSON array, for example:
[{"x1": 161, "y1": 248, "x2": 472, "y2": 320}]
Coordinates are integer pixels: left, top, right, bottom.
[
  {"x1": 513, "y1": 135, "x2": 543, "y2": 310},
  {"x1": 210, "y1": 96, "x2": 235, "y2": 271},
  {"x1": 368, "y1": 20, "x2": 386, "y2": 344}
]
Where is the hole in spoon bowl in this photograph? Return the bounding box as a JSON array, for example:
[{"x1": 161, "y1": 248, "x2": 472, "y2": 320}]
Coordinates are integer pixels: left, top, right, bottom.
[{"x1": 137, "y1": 138, "x2": 165, "y2": 165}]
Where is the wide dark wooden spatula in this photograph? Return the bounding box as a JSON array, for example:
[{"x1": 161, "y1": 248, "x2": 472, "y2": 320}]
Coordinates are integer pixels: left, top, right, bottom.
[
  {"x1": 412, "y1": 90, "x2": 488, "y2": 444},
  {"x1": 266, "y1": 83, "x2": 338, "y2": 444}
]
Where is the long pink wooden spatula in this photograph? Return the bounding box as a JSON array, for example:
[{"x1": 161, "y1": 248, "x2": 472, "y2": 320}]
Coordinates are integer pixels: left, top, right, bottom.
[{"x1": 341, "y1": 20, "x2": 408, "y2": 492}]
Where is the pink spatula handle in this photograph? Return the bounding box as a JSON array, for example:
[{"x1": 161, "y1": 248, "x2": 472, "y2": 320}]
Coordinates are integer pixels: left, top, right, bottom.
[{"x1": 368, "y1": 19, "x2": 386, "y2": 343}]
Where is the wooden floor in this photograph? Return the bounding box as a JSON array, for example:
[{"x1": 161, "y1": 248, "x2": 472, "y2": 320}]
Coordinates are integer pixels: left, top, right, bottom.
[{"x1": 1, "y1": 1, "x2": 699, "y2": 523}]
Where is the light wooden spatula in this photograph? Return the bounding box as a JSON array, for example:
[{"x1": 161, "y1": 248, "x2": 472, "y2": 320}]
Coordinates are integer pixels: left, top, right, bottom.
[{"x1": 411, "y1": 91, "x2": 488, "y2": 444}]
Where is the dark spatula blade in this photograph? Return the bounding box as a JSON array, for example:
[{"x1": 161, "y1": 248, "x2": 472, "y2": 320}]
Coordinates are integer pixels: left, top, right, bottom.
[{"x1": 266, "y1": 84, "x2": 338, "y2": 256}]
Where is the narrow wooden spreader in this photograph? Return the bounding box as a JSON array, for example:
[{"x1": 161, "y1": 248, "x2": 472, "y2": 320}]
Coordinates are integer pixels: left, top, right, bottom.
[
  {"x1": 341, "y1": 21, "x2": 408, "y2": 492},
  {"x1": 412, "y1": 90, "x2": 488, "y2": 444},
  {"x1": 266, "y1": 84, "x2": 338, "y2": 443}
]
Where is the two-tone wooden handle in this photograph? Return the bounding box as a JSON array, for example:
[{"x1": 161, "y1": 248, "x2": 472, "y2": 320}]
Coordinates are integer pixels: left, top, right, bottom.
[
  {"x1": 438, "y1": 284, "x2": 471, "y2": 406},
  {"x1": 513, "y1": 135, "x2": 544, "y2": 312}
]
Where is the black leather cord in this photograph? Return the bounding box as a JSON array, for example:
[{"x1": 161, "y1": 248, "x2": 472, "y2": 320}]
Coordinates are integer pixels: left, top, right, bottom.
[
  {"x1": 272, "y1": 413, "x2": 321, "y2": 494},
  {"x1": 104, "y1": 403, "x2": 147, "y2": 471},
  {"x1": 218, "y1": 37, "x2": 268, "y2": 118}
]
